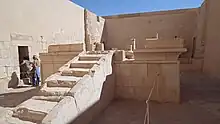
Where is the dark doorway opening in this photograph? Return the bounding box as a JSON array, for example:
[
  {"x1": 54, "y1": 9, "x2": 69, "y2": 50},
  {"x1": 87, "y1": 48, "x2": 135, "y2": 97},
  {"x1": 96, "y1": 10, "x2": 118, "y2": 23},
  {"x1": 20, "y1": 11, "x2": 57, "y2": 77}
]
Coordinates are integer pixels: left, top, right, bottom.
[
  {"x1": 18, "y1": 46, "x2": 29, "y2": 64},
  {"x1": 18, "y1": 46, "x2": 29, "y2": 79}
]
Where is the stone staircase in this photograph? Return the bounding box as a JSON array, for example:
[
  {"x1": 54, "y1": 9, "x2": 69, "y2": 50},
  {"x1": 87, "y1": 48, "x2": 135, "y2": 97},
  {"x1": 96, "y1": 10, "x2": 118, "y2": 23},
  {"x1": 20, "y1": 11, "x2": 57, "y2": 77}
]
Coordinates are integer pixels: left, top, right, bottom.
[{"x1": 12, "y1": 50, "x2": 114, "y2": 124}]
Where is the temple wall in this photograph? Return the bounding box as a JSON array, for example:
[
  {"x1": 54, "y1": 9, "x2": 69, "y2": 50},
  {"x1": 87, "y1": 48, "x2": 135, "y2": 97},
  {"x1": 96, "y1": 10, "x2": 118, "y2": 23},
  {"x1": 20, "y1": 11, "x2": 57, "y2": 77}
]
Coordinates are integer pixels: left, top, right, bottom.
[
  {"x1": 194, "y1": 1, "x2": 207, "y2": 58},
  {"x1": 0, "y1": 0, "x2": 85, "y2": 92},
  {"x1": 84, "y1": 10, "x2": 105, "y2": 50},
  {"x1": 0, "y1": 0, "x2": 84, "y2": 43},
  {"x1": 104, "y1": 9, "x2": 198, "y2": 59},
  {"x1": 40, "y1": 43, "x2": 85, "y2": 82},
  {"x1": 203, "y1": 0, "x2": 220, "y2": 78}
]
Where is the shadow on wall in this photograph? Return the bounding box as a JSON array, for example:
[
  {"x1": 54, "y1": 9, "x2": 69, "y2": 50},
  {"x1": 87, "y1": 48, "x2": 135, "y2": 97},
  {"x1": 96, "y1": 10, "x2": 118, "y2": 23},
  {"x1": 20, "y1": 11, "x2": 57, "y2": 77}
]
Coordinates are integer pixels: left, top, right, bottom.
[
  {"x1": 101, "y1": 23, "x2": 108, "y2": 50},
  {"x1": 69, "y1": 73, "x2": 115, "y2": 124},
  {"x1": 8, "y1": 72, "x2": 19, "y2": 88}
]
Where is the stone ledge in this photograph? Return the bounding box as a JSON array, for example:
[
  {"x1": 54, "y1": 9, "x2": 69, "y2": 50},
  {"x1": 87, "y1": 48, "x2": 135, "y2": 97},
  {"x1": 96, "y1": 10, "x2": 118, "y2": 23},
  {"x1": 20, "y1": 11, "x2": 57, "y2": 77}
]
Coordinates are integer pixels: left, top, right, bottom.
[{"x1": 42, "y1": 96, "x2": 79, "y2": 124}]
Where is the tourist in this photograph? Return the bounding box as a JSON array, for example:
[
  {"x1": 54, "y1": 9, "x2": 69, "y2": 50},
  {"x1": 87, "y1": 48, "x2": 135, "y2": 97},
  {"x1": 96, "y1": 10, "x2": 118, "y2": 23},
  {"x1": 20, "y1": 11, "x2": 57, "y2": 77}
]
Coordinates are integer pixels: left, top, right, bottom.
[
  {"x1": 32, "y1": 55, "x2": 41, "y2": 86},
  {"x1": 20, "y1": 56, "x2": 31, "y2": 82}
]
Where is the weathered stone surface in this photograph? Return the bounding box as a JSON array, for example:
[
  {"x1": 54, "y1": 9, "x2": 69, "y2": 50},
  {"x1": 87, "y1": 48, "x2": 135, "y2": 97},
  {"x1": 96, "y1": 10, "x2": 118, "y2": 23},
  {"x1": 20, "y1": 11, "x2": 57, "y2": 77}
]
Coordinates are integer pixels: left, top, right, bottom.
[
  {"x1": 42, "y1": 96, "x2": 79, "y2": 124},
  {"x1": 46, "y1": 76, "x2": 81, "y2": 88},
  {"x1": 61, "y1": 68, "x2": 90, "y2": 77},
  {"x1": 38, "y1": 87, "x2": 71, "y2": 96},
  {"x1": 32, "y1": 96, "x2": 64, "y2": 102},
  {"x1": 70, "y1": 61, "x2": 96, "y2": 68},
  {"x1": 68, "y1": 75, "x2": 95, "y2": 112},
  {"x1": 79, "y1": 56, "x2": 101, "y2": 61},
  {"x1": 115, "y1": 60, "x2": 181, "y2": 103},
  {"x1": 114, "y1": 50, "x2": 125, "y2": 61},
  {"x1": 48, "y1": 43, "x2": 84, "y2": 53},
  {"x1": 133, "y1": 48, "x2": 186, "y2": 61},
  {"x1": 13, "y1": 99, "x2": 58, "y2": 123}
]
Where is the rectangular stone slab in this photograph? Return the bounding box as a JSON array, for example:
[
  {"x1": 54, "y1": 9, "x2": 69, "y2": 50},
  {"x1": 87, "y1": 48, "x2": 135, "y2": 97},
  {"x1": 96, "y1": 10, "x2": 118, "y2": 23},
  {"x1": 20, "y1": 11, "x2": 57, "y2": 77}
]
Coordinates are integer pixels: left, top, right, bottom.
[
  {"x1": 32, "y1": 96, "x2": 64, "y2": 102},
  {"x1": 78, "y1": 55, "x2": 102, "y2": 61},
  {"x1": 38, "y1": 87, "x2": 71, "y2": 96},
  {"x1": 13, "y1": 99, "x2": 58, "y2": 123},
  {"x1": 61, "y1": 68, "x2": 90, "y2": 77},
  {"x1": 70, "y1": 62, "x2": 96, "y2": 68},
  {"x1": 47, "y1": 76, "x2": 81, "y2": 88}
]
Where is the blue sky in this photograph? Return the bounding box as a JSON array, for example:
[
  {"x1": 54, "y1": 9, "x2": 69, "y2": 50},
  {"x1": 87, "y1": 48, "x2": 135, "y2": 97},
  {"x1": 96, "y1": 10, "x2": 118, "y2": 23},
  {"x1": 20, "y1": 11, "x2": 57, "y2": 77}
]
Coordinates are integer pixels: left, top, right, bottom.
[{"x1": 71, "y1": 0, "x2": 204, "y2": 16}]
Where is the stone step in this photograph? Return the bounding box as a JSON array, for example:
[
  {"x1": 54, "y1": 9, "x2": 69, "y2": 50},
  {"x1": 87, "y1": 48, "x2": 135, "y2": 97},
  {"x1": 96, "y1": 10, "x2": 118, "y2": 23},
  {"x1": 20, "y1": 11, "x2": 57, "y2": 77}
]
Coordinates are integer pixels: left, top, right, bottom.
[
  {"x1": 13, "y1": 99, "x2": 58, "y2": 123},
  {"x1": 61, "y1": 68, "x2": 90, "y2": 77},
  {"x1": 78, "y1": 55, "x2": 102, "y2": 61},
  {"x1": 46, "y1": 76, "x2": 81, "y2": 88},
  {"x1": 32, "y1": 96, "x2": 64, "y2": 102},
  {"x1": 38, "y1": 87, "x2": 71, "y2": 96},
  {"x1": 86, "y1": 51, "x2": 109, "y2": 54},
  {"x1": 69, "y1": 61, "x2": 98, "y2": 68}
]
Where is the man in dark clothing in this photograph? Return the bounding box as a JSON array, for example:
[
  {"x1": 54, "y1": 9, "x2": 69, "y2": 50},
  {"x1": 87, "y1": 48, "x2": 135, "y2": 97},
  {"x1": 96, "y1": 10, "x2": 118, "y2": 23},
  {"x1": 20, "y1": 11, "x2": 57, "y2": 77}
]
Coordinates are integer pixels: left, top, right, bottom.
[{"x1": 20, "y1": 56, "x2": 31, "y2": 84}]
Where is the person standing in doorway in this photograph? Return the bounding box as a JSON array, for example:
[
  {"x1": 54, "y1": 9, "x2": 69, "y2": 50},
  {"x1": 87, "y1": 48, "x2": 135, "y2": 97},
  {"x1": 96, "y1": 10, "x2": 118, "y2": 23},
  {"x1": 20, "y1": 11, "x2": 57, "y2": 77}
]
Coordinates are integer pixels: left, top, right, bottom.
[{"x1": 32, "y1": 55, "x2": 41, "y2": 86}]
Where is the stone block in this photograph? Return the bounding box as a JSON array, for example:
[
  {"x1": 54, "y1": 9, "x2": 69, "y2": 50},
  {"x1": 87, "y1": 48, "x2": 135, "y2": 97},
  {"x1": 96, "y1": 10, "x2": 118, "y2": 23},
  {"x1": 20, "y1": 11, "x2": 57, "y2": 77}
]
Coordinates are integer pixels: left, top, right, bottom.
[
  {"x1": 58, "y1": 44, "x2": 70, "y2": 52},
  {"x1": 114, "y1": 50, "x2": 125, "y2": 61},
  {"x1": 46, "y1": 76, "x2": 81, "y2": 88},
  {"x1": 32, "y1": 96, "x2": 64, "y2": 102},
  {"x1": 161, "y1": 63, "x2": 180, "y2": 103},
  {"x1": 133, "y1": 48, "x2": 186, "y2": 61},
  {"x1": 118, "y1": 64, "x2": 131, "y2": 77},
  {"x1": 52, "y1": 55, "x2": 73, "y2": 63},
  {"x1": 78, "y1": 56, "x2": 101, "y2": 61},
  {"x1": 61, "y1": 68, "x2": 90, "y2": 77},
  {"x1": 69, "y1": 43, "x2": 85, "y2": 52},
  {"x1": 70, "y1": 62, "x2": 96, "y2": 68},
  {"x1": 130, "y1": 64, "x2": 148, "y2": 86},
  {"x1": 41, "y1": 64, "x2": 54, "y2": 82},
  {"x1": 38, "y1": 87, "x2": 71, "y2": 96},
  {"x1": 42, "y1": 96, "x2": 79, "y2": 124},
  {"x1": 48, "y1": 45, "x2": 59, "y2": 53},
  {"x1": 95, "y1": 43, "x2": 105, "y2": 51},
  {"x1": 13, "y1": 99, "x2": 58, "y2": 123},
  {"x1": 142, "y1": 39, "x2": 184, "y2": 49},
  {"x1": 40, "y1": 55, "x2": 53, "y2": 62},
  {"x1": 68, "y1": 75, "x2": 95, "y2": 112}
]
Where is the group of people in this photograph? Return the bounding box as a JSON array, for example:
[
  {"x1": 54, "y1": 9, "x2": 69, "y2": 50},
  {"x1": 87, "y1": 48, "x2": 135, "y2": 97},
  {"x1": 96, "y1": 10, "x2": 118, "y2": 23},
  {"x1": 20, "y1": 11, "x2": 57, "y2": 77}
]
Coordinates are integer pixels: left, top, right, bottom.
[{"x1": 20, "y1": 55, "x2": 41, "y2": 86}]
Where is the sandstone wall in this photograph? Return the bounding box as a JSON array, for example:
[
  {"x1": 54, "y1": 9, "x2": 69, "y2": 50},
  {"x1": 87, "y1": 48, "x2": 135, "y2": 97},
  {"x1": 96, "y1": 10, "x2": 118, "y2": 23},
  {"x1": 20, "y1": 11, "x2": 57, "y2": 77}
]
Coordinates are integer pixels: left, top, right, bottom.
[
  {"x1": 194, "y1": 1, "x2": 207, "y2": 58},
  {"x1": 114, "y1": 61, "x2": 180, "y2": 103},
  {"x1": 104, "y1": 9, "x2": 198, "y2": 59},
  {"x1": 40, "y1": 43, "x2": 84, "y2": 82},
  {"x1": 84, "y1": 10, "x2": 105, "y2": 50},
  {"x1": 203, "y1": 0, "x2": 220, "y2": 78},
  {"x1": 0, "y1": 0, "x2": 84, "y2": 43},
  {"x1": 0, "y1": 0, "x2": 85, "y2": 91}
]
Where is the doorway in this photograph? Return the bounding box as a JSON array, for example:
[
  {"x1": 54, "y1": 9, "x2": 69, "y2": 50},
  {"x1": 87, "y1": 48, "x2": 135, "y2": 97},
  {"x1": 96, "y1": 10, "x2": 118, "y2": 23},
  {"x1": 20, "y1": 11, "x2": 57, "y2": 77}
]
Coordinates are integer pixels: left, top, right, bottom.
[
  {"x1": 18, "y1": 46, "x2": 29, "y2": 64},
  {"x1": 18, "y1": 46, "x2": 29, "y2": 80}
]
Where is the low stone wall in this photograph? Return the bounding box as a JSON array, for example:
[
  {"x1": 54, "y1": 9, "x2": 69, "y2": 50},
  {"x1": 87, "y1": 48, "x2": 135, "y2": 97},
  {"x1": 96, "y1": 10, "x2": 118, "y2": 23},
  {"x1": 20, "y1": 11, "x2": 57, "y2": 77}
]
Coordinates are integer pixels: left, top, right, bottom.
[
  {"x1": 69, "y1": 73, "x2": 115, "y2": 124},
  {"x1": 40, "y1": 52, "x2": 80, "y2": 82},
  {"x1": 180, "y1": 58, "x2": 204, "y2": 72},
  {"x1": 114, "y1": 60, "x2": 180, "y2": 103},
  {"x1": 40, "y1": 43, "x2": 85, "y2": 82}
]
